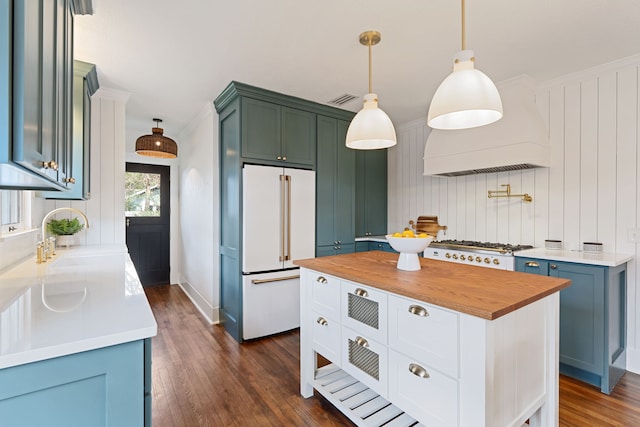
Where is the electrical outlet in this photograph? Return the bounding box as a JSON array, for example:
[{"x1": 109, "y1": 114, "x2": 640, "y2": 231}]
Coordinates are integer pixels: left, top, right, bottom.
[{"x1": 628, "y1": 228, "x2": 640, "y2": 243}]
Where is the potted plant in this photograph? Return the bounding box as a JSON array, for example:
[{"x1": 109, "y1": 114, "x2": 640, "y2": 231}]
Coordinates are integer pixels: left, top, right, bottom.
[{"x1": 47, "y1": 218, "x2": 85, "y2": 247}]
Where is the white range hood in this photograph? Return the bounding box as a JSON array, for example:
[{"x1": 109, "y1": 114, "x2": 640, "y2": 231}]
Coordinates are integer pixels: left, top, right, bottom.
[{"x1": 424, "y1": 75, "x2": 550, "y2": 177}]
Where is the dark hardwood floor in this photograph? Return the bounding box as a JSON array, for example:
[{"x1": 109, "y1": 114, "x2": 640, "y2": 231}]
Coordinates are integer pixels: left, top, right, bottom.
[{"x1": 145, "y1": 284, "x2": 640, "y2": 426}]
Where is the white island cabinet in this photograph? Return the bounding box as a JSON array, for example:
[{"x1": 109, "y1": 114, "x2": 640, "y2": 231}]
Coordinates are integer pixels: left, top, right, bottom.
[
  {"x1": 0, "y1": 246, "x2": 157, "y2": 427},
  {"x1": 296, "y1": 251, "x2": 571, "y2": 427}
]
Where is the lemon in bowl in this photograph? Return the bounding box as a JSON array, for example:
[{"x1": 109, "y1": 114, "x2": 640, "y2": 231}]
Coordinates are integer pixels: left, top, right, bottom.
[{"x1": 385, "y1": 232, "x2": 434, "y2": 271}]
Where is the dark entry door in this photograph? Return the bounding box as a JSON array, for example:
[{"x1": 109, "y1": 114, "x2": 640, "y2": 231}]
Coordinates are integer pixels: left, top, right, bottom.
[{"x1": 125, "y1": 162, "x2": 170, "y2": 286}]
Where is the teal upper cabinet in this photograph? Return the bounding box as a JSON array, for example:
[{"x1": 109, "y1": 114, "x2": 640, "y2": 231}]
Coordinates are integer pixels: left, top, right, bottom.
[
  {"x1": 0, "y1": 0, "x2": 91, "y2": 191},
  {"x1": 41, "y1": 60, "x2": 99, "y2": 200},
  {"x1": 355, "y1": 149, "x2": 388, "y2": 237},
  {"x1": 241, "y1": 99, "x2": 316, "y2": 167},
  {"x1": 316, "y1": 116, "x2": 355, "y2": 256}
]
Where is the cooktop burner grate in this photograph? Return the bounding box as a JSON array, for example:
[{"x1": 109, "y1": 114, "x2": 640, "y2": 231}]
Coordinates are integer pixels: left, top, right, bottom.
[{"x1": 430, "y1": 240, "x2": 534, "y2": 254}]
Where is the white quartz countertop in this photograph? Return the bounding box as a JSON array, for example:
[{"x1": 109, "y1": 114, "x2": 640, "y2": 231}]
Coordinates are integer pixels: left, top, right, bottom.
[
  {"x1": 0, "y1": 245, "x2": 157, "y2": 369},
  {"x1": 515, "y1": 247, "x2": 633, "y2": 267}
]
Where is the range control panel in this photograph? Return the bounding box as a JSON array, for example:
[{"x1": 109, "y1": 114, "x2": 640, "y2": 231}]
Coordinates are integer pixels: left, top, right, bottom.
[{"x1": 423, "y1": 247, "x2": 514, "y2": 270}]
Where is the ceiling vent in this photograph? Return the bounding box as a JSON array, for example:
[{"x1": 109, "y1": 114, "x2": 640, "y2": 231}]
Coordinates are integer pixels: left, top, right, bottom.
[{"x1": 327, "y1": 93, "x2": 359, "y2": 106}]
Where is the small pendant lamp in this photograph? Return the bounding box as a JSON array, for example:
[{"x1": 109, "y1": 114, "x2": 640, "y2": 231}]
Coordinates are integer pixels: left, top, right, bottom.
[
  {"x1": 135, "y1": 118, "x2": 178, "y2": 158},
  {"x1": 346, "y1": 31, "x2": 397, "y2": 150},
  {"x1": 427, "y1": 0, "x2": 503, "y2": 130}
]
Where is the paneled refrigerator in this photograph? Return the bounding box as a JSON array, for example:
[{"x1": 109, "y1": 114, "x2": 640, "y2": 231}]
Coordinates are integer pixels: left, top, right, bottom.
[{"x1": 241, "y1": 164, "x2": 315, "y2": 339}]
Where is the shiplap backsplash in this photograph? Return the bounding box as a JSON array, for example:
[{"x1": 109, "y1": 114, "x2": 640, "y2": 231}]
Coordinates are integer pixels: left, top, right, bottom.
[{"x1": 388, "y1": 56, "x2": 640, "y2": 372}]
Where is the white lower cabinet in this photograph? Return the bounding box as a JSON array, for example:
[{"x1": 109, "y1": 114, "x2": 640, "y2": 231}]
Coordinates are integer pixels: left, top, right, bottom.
[
  {"x1": 312, "y1": 311, "x2": 341, "y2": 365},
  {"x1": 341, "y1": 280, "x2": 387, "y2": 344},
  {"x1": 341, "y1": 325, "x2": 388, "y2": 398},
  {"x1": 389, "y1": 349, "x2": 458, "y2": 426},
  {"x1": 388, "y1": 294, "x2": 459, "y2": 378}
]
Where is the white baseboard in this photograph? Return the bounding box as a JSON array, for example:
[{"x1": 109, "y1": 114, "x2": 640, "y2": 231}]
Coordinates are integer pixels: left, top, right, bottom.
[
  {"x1": 176, "y1": 281, "x2": 219, "y2": 325},
  {"x1": 626, "y1": 347, "x2": 640, "y2": 374}
]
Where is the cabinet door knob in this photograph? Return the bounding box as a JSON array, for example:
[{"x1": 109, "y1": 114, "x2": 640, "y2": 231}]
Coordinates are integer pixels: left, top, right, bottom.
[
  {"x1": 282, "y1": 156, "x2": 287, "y2": 161},
  {"x1": 409, "y1": 363, "x2": 430, "y2": 379},
  {"x1": 63, "y1": 177, "x2": 76, "y2": 184},
  {"x1": 316, "y1": 276, "x2": 328, "y2": 284},
  {"x1": 408, "y1": 305, "x2": 429, "y2": 317},
  {"x1": 354, "y1": 288, "x2": 369, "y2": 298},
  {"x1": 43, "y1": 160, "x2": 58, "y2": 171},
  {"x1": 277, "y1": 156, "x2": 282, "y2": 160},
  {"x1": 316, "y1": 317, "x2": 328, "y2": 326},
  {"x1": 355, "y1": 336, "x2": 369, "y2": 348},
  {"x1": 525, "y1": 261, "x2": 540, "y2": 267},
  {"x1": 550, "y1": 264, "x2": 557, "y2": 270}
]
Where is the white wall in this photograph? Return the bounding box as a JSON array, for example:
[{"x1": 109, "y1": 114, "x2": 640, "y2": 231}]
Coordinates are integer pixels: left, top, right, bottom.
[
  {"x1": 388, "y1": 54, "x2": 640, "y2": 373},
  {"x1": 176, "y1": 103, "x2": 218, "y2": 324}
]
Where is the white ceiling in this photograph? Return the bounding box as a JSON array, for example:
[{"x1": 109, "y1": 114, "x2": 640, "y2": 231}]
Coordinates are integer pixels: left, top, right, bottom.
[{"x1": 74, "y1": 0, "x2": 640, "y2": 150}]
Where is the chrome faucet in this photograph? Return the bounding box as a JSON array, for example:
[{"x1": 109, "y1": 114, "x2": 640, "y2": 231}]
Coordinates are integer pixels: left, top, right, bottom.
[{"x1": 41, "y1": 207, "x2": 90, "y2": 245}]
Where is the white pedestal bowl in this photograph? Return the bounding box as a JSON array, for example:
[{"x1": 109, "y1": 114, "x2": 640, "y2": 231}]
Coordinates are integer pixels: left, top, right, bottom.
[{"x1": 385, "y1": 235, "x2": 434, "y2": 271}]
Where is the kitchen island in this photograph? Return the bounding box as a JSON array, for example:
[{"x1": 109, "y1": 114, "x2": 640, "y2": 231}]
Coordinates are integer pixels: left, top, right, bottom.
[
  {"x1": 295, "y1": 251, "x2": 571, "y2": 427},
  {"x1": 0, "y1": 245, "x2": 157, "y2": 426}
]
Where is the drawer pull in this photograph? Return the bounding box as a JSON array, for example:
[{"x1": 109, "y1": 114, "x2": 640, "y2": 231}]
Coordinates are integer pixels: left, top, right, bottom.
[
  {"x1": 316, "y1": 317, "x2": 328, "y2": 326},
  {"x1": 354, "y1": 288, "x2": 369, "y2": 298},
  {"x1": 409, "y1": 363, "x2": 430, "y2": 379},
  {"x1": 525, "y1": 261, "x2": 540, "y2": 268},
  {"x1": 408, "y1": 305, "x2": 429, "y2": 317},
  {"x1": 355, "y1": 336, "x2": 369, "y2": 348},
  {"x1": 316, "y1": 276, "x2": 328, "y2": 284}
]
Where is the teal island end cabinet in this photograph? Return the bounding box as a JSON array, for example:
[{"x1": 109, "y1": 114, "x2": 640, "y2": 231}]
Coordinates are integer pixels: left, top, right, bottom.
[
  {"x1": 515, "y1": 248, "x2": 632, "y2": 394},
  {"x1": 0, "y1": 246, "x2": 157, "y2": 426}
]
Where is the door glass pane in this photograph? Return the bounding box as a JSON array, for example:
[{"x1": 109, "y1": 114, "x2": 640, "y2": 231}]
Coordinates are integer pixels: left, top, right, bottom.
[{"x1": 125, "y1": 172, "x2": 161, "y2": 217}]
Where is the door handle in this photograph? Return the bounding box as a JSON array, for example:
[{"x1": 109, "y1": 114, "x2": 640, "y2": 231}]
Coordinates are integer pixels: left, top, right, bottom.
[
  {"x1": 126, "y1": 218, "x2": 130, "y2": 228},
  {"x1": 251, "y1": 275, "x2": 299, "y2": 284}
]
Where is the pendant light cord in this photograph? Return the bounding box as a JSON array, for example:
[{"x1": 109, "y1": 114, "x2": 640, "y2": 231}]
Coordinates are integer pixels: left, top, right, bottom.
[
  {"x1": 368, "y1": 39, "x2": 373, "y2": 94},
  {"x1": 461, "y1": 0, "x2": 466, "y2": 51}
]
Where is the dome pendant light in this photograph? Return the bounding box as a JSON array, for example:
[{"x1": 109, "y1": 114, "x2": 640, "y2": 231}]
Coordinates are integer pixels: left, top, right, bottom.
[
  {"x1": 427, "y1": 0, "x2": 503, "y2": 130},
  {"x1": 135, "y1": 118, "x2": 178, "y2": 158},
  {"x1": 346, "y1": 31, "x2": 397, "y2": 150}
]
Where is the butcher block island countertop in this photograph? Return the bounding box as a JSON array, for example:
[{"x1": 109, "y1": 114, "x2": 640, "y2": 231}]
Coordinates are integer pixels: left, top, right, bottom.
[{"x1": 294, "y1": 250, "x2": 571, "y2": 320}]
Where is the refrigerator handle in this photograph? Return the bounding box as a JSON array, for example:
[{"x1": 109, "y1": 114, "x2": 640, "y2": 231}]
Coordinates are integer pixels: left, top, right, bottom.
[
  {"x1": 285, "y1": 174, "x2": 292, "y2": 261},
  {"x1": 279, "y1": 174, "x2": 286, "y2": 262}
]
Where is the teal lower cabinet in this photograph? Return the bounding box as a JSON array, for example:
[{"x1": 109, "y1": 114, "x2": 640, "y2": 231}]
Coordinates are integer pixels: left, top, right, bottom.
[
  {"x1": 516, "y1": 258, "x2": 626, "y2": 394},
  {"x1": 316, "y1": 244, "x2": 354, "y2": 257},
  {"x1": 355, "y1": 241, "x2": 369, "y2": 252},
  {"x1": 354, "y1": 240, "x2": 396, "y2": 253},
  {"x1": 368, "y1": 241, "x2": 396, "y2": 253},
  {"x1": 0, "y1": 339, "x2": 151, "y2": 426}
]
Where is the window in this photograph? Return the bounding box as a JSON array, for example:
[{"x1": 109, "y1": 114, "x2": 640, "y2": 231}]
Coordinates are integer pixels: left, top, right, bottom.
[
  {"x1": 125, "y1": 171, "x2": 162, "y2": 217},
  {"x1": 0, "y1": 190, "x2": 30, "y2": 235}
]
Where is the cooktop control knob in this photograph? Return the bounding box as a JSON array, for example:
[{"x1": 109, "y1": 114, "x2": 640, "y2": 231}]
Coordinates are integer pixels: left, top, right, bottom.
[
  {"x1": 460, "y1": 255, "x2": 466, "y2": 261},
  {"x1": 468, "y1": 257, "x2": 474, "y2": 263},
  {"x1": 484, "y1": 258, "x2": 490, "y2": 264},
  {"x1": 476, "y1": 256, "x2": 482, "y2": 263},
  {"x1": 452, "y1": 254, "x2": 458, "y2": 260},
  {"x1": 445, "y1": 253, "x2": 451, "y2": 259},
  {"x1": 493, "y1": 259, "x2": 500, "y2": 265}
]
